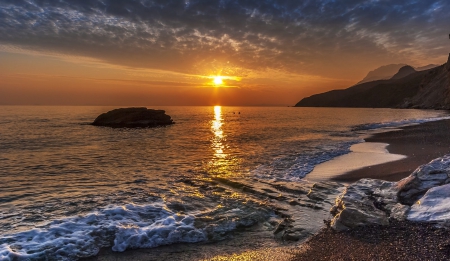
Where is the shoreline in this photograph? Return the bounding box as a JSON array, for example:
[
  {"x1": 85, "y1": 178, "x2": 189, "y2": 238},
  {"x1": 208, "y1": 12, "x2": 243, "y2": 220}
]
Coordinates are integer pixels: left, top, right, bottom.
[
  {"x1": 306, "y1": 142, "x2": 406, "y2": 182},
  {"x1": 84, "y1": 118, "x2": 450, "y2": 260},
  {"x1": 332, "y1": 119, "x2": 450, "y2": 182},
  {"x1": 296, "y1": 118, "x2": 450, "y2": 260}
]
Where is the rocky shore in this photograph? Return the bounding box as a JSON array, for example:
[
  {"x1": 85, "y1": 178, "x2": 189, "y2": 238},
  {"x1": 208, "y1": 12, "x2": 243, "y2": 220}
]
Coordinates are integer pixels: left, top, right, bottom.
[{"x1": 295, "y1": 153, "x2": 450, "y2": 260}]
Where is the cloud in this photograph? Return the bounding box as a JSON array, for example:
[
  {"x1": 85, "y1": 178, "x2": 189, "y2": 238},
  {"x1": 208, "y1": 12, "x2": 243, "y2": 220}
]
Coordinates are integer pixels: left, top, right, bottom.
[{"x1": 0, "y1": 0, "x2": 448, "y2": 77}]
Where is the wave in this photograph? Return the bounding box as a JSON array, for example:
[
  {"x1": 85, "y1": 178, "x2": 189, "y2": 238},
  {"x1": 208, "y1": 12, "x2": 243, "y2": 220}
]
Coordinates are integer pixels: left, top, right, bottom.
[
  {"x1": 253, "y1": 115, "x2": 450, "y2": 182},
  {"x1": 252, "y1": 140, "x2": 362, "y2": 181},
  {"x1": 351, "y1": 116, "x2": 450, "y2": 131},
  {"x1": 0, "y1": 199, "x2": 270, "y2": 261}
]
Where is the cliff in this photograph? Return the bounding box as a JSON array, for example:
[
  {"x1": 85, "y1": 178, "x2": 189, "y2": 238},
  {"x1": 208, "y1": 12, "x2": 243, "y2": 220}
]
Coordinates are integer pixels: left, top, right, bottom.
[{"x1": 295, "y1": 56, "x2": 450, "y2": 109}]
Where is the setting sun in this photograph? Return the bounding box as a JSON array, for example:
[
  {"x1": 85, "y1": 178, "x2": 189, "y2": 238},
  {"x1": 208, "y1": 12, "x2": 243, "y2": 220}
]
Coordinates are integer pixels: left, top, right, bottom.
[{"x1": 213, "y1": 76, "x2": 224, "y2": 85}]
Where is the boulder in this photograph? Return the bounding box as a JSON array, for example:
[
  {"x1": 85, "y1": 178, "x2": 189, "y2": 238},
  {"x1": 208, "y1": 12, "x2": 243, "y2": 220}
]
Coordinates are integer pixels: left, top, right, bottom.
[
  {"x1": 92, "y1": 107, "x2": 174, "y2": 128},
  {"x1": 330, "y1": 155, "x2": 450, "y2": 231},
  {"x1": 397, "y1": 156, "x2": 450, "y2": 205},
  {"x1": 330, "y1": 179, "x2": 399, "y2": 231},
  {"x1": 408, "y1": 183, "x2": 450, "y2": 222}
]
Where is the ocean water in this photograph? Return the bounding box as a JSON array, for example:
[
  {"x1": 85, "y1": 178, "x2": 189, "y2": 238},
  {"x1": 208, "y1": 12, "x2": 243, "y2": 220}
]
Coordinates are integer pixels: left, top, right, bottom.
[{"x1": 0, "y1": 106, "x2": 449, "y2": 260}]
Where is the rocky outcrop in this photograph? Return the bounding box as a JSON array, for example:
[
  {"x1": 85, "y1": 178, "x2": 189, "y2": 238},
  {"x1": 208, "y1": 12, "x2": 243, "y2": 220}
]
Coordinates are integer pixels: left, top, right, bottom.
[
  {"x1": 92, "y1": 107, "x2": 174, "y2": 128},
  {"x1": 408, "y1": 183, "x2": 450, "y2": 222},
  {"x1": 397, "y1": 156, "x2": 450, "y2": 205},
  {"x1": 330, "y1": 179, "x2": 406, "y2": 231},
  {"x1": 330, "y1": 155, "x2": 450, "y2": 231},
  {"x1": 295, "y1": 58, "x2": 450, "y2": 109},
  {"x1": 390, "y1": 65, "x2": 416, "y2": 80}
]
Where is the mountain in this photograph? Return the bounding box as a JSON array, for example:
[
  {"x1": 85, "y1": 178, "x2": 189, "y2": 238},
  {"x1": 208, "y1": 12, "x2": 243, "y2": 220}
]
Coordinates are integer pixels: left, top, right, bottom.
[
  {"x1": 358, "y1": 64, "x2": 406, "y2": 84},
  {"x1": 390, "y1": 65, "x2": 416, "y2": 80},
  {"x1": 295, "y1": 55, "x2": 450, "y2": 109},
  {"x1": 357, "y1": 64, "x2": 440, "y2": 84},
  {"x1": 416, "y1": 64, "x2": 440, "y2": 71}
]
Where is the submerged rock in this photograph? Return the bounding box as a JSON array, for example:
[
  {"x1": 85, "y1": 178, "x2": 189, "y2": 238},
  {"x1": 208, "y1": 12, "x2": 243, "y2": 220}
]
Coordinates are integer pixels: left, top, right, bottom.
[{"x1": 92, "y1": 107, "x2": 174, "y2": 128}]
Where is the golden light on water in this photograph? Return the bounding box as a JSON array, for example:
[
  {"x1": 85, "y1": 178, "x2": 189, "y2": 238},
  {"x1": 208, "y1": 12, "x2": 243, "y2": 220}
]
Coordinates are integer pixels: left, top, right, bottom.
[
  {"x1": 211, "y1": 106, "x2": 225, "y2": 158},
  {"x1": 208, "y1": 105, "x2": 243, "y2": 177}
]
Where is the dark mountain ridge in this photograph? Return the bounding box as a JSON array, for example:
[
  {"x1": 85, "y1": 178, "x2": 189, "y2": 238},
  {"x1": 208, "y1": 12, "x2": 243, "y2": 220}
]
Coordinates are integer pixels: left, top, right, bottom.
[
  {"x1": 357, "y1": 64, "x2": 439, "y2": 84},
  {"x1": 295, "y1": 55, "x2": 450, "y2": 109},
  {"x1": 390, "y1": 65, "x2": 416, "y2": 80}
]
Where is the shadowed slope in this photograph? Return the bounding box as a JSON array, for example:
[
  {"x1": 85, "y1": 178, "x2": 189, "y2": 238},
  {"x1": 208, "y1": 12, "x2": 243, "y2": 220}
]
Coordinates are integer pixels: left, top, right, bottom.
[{"x1": 295, "y1": 56, "x2": 450, "y2": 109}]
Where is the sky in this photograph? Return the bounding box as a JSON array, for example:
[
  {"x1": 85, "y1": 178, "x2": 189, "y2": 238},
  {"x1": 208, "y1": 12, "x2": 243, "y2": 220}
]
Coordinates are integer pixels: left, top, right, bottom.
[{"x1": 0, "y1": 0, "x2": 449, "y2": 106}]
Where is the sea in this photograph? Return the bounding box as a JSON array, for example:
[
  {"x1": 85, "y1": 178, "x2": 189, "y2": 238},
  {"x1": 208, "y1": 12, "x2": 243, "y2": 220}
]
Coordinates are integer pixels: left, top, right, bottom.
[{"x1": 1, "y1": 106, "x2": 449, "y2": 260}]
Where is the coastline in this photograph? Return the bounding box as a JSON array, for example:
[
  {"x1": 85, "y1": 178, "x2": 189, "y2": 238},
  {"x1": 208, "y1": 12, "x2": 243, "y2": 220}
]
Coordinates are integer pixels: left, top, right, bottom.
[
  {"x1": 83, "y1": 118, "x2": 450, "y2": 261},
  {"x1": 332, "y1": 119, "x2": 450, "y2": 182},
  {"x1": 296, "y1": 118, "x2": 450, "y2": 260}
]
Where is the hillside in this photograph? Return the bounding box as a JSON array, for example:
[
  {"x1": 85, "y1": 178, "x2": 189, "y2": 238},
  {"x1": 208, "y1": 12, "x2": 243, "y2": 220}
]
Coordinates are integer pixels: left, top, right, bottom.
[
  {"x1": 295, "y1": 55, "x2": 450, "y2": 109},
  {"x1": 357, "y1": 64, "x2": 439, "y2": 84},
  {"x1": 358, "y1": 64, "x2": 406, "y2": 84}
]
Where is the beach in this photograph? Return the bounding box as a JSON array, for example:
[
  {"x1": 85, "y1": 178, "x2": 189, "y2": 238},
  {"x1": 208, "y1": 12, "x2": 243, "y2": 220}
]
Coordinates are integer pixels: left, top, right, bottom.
[
  {"x1": 334, "y1": 119, "x2": 450, "y2": 182},
  {"x1": 2, "y1": 108, "x2": 450, "y2": 260},
  {"x1": 294, "y1": 220, "x2": 450, "y2": 260},
  {"x1": 83, "y1": 118, "x2": 450, "y2": 260},
  {"x1": 296, "y1": 118, "x2": 450, "y2": 260}
]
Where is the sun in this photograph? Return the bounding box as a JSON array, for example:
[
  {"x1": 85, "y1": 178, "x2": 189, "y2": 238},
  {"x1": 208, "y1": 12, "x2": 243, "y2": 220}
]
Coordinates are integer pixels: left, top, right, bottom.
[{"x1": 213, "y1": 76, "x2": 224, "y2": 85}]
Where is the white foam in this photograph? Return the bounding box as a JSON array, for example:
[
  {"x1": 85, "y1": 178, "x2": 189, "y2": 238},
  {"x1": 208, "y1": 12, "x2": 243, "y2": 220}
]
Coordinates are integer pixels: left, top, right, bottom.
[
  {"x1": 351, "y1": 116, "x2": 450, "y2": 131},
  {"x1": 0, "y1": 203, "x2": 207, "y2": 261},
  {"x1": 0, "y1": 201, "x2": 267, "y2": 260},
  {"x1": 252, "y1": 140, "x2": 361, "y2": 181}
]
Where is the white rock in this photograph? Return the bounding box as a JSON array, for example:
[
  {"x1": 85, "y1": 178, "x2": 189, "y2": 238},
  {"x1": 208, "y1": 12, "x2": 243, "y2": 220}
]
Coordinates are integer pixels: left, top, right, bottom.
[
  {"x1": 398, "y1": 156, "x2": 450, "y2": 205},
  {"x1": 408, "y1": 183, "x2": 450, "y2": 222},
  {"x1": 390, "y1": 203, "x2": 410, "y2": 221}
]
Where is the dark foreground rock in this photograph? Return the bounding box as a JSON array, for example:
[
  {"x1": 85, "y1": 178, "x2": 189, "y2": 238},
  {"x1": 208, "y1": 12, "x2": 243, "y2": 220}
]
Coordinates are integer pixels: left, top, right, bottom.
[
  {"x1": 92, "y1": 107, "x2": 174, "y2": 128},
  {"x1": 295, "y1": 220, "x2": 450, "y2": 261}
]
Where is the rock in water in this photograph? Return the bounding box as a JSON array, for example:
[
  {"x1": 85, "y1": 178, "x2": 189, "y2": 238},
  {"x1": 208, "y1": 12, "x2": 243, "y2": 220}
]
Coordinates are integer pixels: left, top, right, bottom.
[{"x1": 92, "y1": 107, "x2": 174, "y2": 128}]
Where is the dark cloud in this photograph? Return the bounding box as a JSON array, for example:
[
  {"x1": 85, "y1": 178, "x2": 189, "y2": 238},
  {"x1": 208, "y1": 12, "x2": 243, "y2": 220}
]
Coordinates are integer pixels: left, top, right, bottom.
[{"x1": 0, "y1": 0, "x2": 448, "y2": 77}]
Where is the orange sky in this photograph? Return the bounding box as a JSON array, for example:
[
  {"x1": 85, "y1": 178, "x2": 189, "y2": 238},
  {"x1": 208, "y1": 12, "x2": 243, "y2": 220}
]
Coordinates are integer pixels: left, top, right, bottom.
[{"x1": 0, "y1": 1, "x2": 449, "y2": 106}]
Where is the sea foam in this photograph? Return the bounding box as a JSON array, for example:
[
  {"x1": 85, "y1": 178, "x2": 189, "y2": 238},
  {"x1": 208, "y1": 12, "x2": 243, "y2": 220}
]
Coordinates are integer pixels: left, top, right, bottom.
[
  {"x1": 351, "y1": 116, "x2": 450, "y2": 131},
  {"x1": 0, "y1": 203, "x2": 206, "y2": 261}
]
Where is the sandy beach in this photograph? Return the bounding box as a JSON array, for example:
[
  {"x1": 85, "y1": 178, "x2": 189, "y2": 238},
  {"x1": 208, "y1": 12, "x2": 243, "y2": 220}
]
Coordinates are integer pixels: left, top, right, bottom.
[
  {"x1": 333, "y1": 119, "x2": 450, "y2": 182},
  {"x1": 295, "y1": 118, "x2": 450, "y2": 260}
]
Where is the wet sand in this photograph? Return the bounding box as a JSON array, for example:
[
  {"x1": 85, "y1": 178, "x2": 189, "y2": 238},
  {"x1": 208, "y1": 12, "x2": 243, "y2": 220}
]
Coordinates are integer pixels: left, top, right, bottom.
[
  {"x1": 332, "y1": 119, "x2": 450, "y2": 182},
  {"x1": 306, "y1": 142, "x2": 406, "y2": 182}
]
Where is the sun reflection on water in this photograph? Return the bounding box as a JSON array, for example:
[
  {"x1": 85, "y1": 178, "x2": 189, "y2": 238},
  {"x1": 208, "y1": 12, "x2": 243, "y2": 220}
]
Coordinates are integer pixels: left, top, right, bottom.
[
  {"x1": 212, "y1": 106, "x2": 226, "y2": 158},
  {"x1": 208, "y1": 106, "x2": 243, "y2": 178}
]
